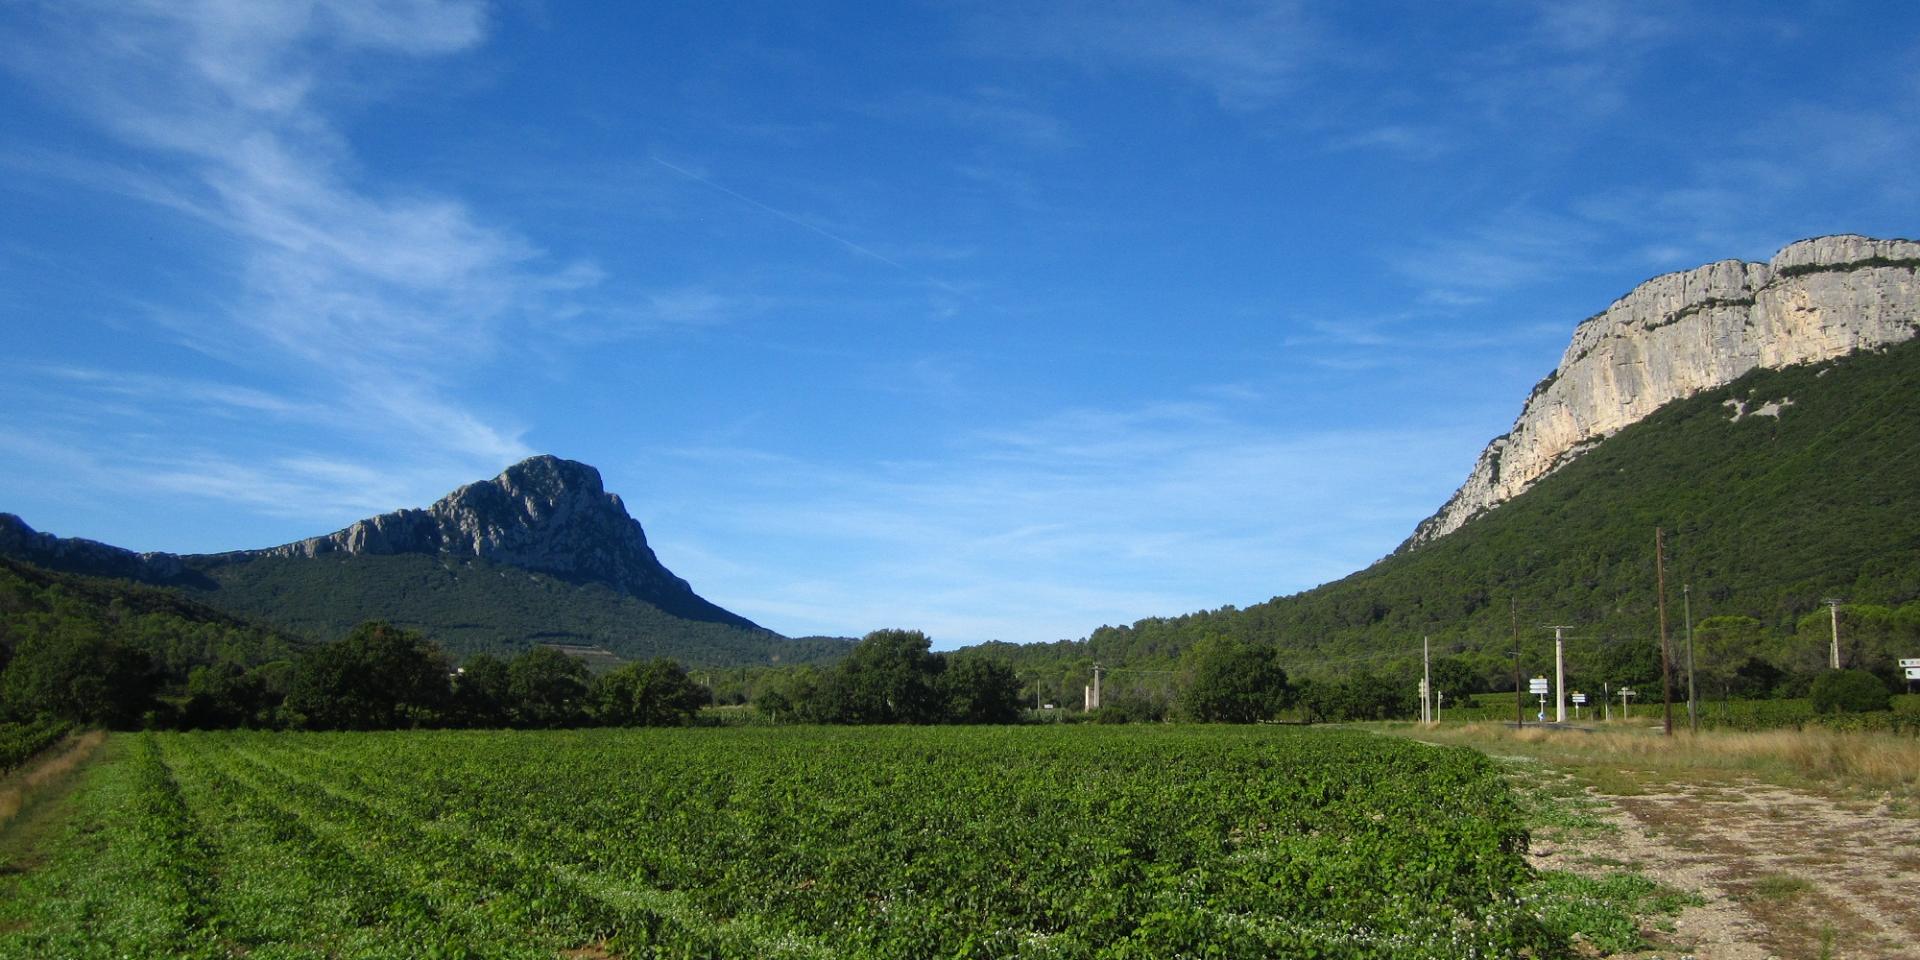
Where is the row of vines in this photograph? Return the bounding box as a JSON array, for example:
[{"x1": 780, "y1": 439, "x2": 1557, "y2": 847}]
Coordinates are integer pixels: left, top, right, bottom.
[
  {"x1": 0, "y1": 718, "x2": 71, "y2": 774},
  {"x1": 3, "y1": 726, "x2": 1604, "y2": 958}
]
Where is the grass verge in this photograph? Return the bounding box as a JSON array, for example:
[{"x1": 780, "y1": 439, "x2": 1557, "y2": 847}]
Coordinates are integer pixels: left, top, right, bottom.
[{"x1": 1385, "y1": 721, "x2": 1920, "y2": 809}]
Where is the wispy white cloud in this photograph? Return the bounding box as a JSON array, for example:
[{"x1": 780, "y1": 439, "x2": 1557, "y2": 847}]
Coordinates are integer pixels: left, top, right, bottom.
[
  {"x1": 1324, "y1": 124, "x2": 1456, "y2": 160},
  {"x1": 1526, "y1": 0, "x2": 1675, "y2": 53},
  {"x1": 1442, "y1": 1, "x2": 1678, "y2": 128},
  {"x1": 872, "y1": 88, "x2": 1074, "y2": 151},
  {"x1": 139, "y1": 453, "x2": 423, "y2": 527},
  {"x1": 639, "y1": 391, "x2": 1478, "y2": 645},
  {"x1": 1386, "y1": 208, "x2": 1604, "y2": 297},
  {"x1": 973, "y1": 0, "x2": 1326, "y2": 108},
  {"x1": 38, "y1": 366, "x2": 328, "y2": 420},
  {"x1": 0, "y1": 0, "x2": 593, "y2": 507}
]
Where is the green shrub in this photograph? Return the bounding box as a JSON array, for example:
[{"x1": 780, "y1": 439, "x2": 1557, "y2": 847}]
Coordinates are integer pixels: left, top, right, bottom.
[{"x1": 1810, "y1": 669, "x2": 1891, "y2": 714}]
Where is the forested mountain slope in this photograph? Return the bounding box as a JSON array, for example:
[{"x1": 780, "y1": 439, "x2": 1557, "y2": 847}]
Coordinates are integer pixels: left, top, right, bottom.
[
  {"x1": 986, "y1": 338, "x2": 1920, "y2": 698},
  {"x1": 1, "y1": 457, "x2": 850, "y2": 667}
]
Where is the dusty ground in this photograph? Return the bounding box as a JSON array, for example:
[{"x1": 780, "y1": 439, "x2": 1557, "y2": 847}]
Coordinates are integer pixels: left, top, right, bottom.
[{"x1": 1531, "y1": 771, "x2": 1920, "y2": 960}]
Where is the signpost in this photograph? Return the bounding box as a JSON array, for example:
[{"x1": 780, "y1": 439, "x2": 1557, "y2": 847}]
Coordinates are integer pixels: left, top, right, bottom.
[
  {"x1": 1619, "y1": 687, "x2": 1636, "y2": 719},
  {"x1": 1901, "y1": 657, "x2": 1920, "y2": 692},
  {"x1": 1571, "y1": 691, "x2": 1587, "y2": 721},
  {"x1": 1529, "y1": 676, "x2": 1550, "y2": 723}
]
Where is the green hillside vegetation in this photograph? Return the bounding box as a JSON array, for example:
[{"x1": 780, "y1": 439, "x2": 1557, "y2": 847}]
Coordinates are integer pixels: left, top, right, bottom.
[
  {"x1": 0, "y1": 561, "x2": 727, "y2": 731},
  {"x1": 976, "y1": 338, "x2": 1920, "y2": 710},
  {"x1": 0, "y1": 557, "x2": 303, "y2": 726},
  {"x1": 177, "y1": 552, "x2": 849, "y2": 667}
]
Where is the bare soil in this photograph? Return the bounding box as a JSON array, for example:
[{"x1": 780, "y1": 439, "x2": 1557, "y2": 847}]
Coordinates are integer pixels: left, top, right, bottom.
[{"x1": 1538, "y1": 776, "x2": 1920, "y2": 960}]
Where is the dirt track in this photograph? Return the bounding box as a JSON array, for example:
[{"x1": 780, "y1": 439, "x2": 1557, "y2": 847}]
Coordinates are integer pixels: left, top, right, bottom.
[
  {"x1": 0, "y1": 732, "x2": 105, "y2": 831},
  {"x1": 1537, "y1": 776, "x2": 1920, "y2": 960}
]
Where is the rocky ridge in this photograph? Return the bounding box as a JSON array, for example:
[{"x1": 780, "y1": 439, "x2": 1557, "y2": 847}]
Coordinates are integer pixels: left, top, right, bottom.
[
  {"x1": 242, "y1": 455, "x2": 755, "y2": 628},
  {"x1": 0, "y1": 456, "x2": 758, "y2": 630},
  {"x1": 0, "y1": 514, "x2": 187, "y2": 583},
  {"x1": 1403, "y1": 234, "x2": 1920, "y2": 551}
]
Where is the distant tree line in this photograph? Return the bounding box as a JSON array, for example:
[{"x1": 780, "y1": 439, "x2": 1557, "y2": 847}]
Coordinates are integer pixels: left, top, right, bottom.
[
  {"x1": 747, "y1": 631, "x2": 1422, "y2": 727},
  {"x1": 752, "y1": 629, "x2": 1026, "y2": 724},
  {"x1": 2, "y1": 610, "x2": 708, "y2": 733},
  {"x1": 269, "y1": 622, "x2": 709, "y2": 730}
]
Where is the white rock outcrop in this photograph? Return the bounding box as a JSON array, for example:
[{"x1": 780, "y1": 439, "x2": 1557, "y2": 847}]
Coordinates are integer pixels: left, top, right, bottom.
[{"x1": 1403, "y1": 234, "x2": 1920, "y2": 551}]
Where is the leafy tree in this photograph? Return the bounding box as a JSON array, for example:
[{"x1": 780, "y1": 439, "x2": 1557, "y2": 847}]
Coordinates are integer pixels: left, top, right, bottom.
[
  {"x1": 1294, "y1": 671, "x2": 1415, "y2": 723},
  {"x1": 754, "y1": 665, "x2": 833, "y2": 722},
  {"x1": 1693, "y1": 616, "x2": 1767, "y2": 703},
  {"x1": 282, "y1": 621, "x2": 452, "y2": 730},
  {"x1": 753, "y1": 686, "x2": 793, "y2": 721},
  {"x1": 1429, "y1": 656, "x2": 1480, "y2": 697},
  {"x1": 1181, "y1": 638, "x2": 1290, "y2": 723},
  {"x1": 934, "y1": 655, "x2": 1022, "y2": 724},
  {"x1": 179, "y1": 661, "x2": 281, "y2": 729},
  {"x1": 592, "y1": 658, "x2": 707, "y2": 726},
  {"x1": 505, "y1": 646, "x2": 591, "y2": 728},
  {"x1": 451, "y1": 653, "x2": 511, "y2": 727},
  {"x1": 1093, "y1": 692, "x2": 1169, "y2": 724},
  {"x1": 1810, "y1": 669, "x2": 1891, "y2": 713},
  {"x1": 0, "y1": 621, "x2": 155, "y2": 727},
  {"x1": 1733, "y1": 656, "x2": 1788, "y2": 700},
  {"x1": 823, "y1": 629, "x2": 945, "y2": 724},
  {"x1": 1587, "y1": 635, "x2": 1660, "y2": 692}
]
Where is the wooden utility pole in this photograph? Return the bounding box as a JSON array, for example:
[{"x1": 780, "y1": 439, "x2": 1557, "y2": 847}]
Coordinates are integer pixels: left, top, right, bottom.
[
  {"x1": 1655, "y1": 528, "x2": 1675, "y2": 737},
  {"x1": 1512, "y1": 596, "x2": 1523, "y2": 728}
]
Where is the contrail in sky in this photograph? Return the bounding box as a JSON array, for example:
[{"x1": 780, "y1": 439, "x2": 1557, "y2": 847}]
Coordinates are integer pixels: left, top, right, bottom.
[{"x1": 649, "y1": 155, "x2": 958, "y2": 293}]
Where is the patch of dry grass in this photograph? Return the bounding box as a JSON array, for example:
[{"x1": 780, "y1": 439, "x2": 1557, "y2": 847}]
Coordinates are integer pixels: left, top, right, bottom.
[
  {"x1": 1399, "y1": 722, "x2": 1920, "y2": 804},
  {"x1": 0, "y1": 732, "x2": 105, "y2": 829}
]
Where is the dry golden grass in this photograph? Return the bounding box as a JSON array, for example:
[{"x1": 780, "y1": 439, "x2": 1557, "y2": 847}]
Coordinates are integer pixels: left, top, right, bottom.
[{"x1": 1404, "y1": 722, "x2": 1920, "y2": 803}]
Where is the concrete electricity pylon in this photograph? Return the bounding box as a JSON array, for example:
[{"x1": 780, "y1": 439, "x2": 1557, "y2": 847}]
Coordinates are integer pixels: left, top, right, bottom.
[
  {"x1": 1656, "y1": 527, "x2": 1674, "y2": 737},
  {"x1": 1824, "y1": 599, "x2": 1844, "y2": 669},
  {"x1": 1683, "y1": 584, "x2": 1698, "y2": 734}
]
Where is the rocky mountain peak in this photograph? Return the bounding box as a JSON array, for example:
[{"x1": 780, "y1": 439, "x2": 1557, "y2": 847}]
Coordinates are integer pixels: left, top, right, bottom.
[
  {"x1": 253, "y1": 455, "x2": 751, "y2": 626},
  {"x1": 1402, "y1": 234, "x2": 1920, "y2": 551}
]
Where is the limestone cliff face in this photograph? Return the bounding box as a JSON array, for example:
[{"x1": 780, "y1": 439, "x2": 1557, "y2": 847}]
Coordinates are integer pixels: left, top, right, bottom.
[{"x1": 1403, "y1": 234, "x2": 1920, "y2": 551}]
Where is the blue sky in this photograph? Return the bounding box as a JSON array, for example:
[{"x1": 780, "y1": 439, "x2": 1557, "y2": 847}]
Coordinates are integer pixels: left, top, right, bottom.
[{"x1": 2, "y1": 1, "x2": 1916, "y2": 646}]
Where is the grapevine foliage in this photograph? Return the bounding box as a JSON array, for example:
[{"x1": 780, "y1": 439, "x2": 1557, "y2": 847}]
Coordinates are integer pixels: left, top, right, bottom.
[{"x1": 0, "y1": 727, "x2": 1571, "y2": 959}]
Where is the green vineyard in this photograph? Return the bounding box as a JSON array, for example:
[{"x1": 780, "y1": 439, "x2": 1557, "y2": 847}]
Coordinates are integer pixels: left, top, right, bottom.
[
  {"x1": 0, "y1": 719, "x2": 71, "y2": 775},
  {"x1": 3, "y1": 727, "x2": 1570, "y2": 959}
]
